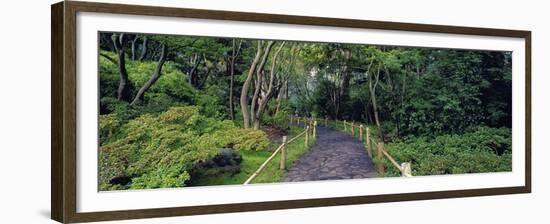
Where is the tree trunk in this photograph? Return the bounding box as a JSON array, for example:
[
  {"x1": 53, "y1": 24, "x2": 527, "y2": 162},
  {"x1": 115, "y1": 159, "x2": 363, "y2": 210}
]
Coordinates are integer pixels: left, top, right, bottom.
[
  {"x1": 368, "y1": 65, "x2": 383, "y2": 139},
  {"x1": 130, "y1": 44, "x2": 168, "y2": 105},
  {"x1": 240, "y1": 41, "x2": 264, "y2": 129},
  {"x1": 370, "y1": 87, "x2": 381, "y2": 128},
  {"x1": 254, "y1": 42, "x2": 285, "y2": 129},
  {"x1": 274, "y1": 80, "x2": 287, "y2": 116},
  {"x1": 229, "y1": 63, "x2": 235, "y2": 120},
  {"x1": 250, "y1": 41, "x2": 274, "y2": 129},
  {"x1": 100, "y1": 53, "x2": 116, "y2": 65},
  {"x1": 228, "y1": 40, "x2": 236, "y2": 120},
  {"x1": 250, "y1": 73, "x2": 262, "y2": 127},
  {"x1": 139, "y1": 36, "x2": 148, "y2": 61},
  {"x1": 112, "y1": 34, "x2": 130, "y2": 101},
  {"x1": 188, "y1": 54, "x2": 201, "y2": 87},
  {"x1": 197, "y1": 63, "x2": 211, "y2": 89},
  {"x1": 130, "y1": 35, "x2": 139, "y2": 61}
]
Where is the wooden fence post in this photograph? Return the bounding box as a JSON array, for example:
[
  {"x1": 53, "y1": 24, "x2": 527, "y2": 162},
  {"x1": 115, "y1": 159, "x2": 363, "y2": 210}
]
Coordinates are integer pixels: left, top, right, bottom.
[
  {"x1": 325, "y1": 117, "x2": 328, "y2": 126},
  {"x1": 313, "y1": 121, "x2": 317, "y2": 139},
  {"x1": 280, "y1": 136, "x2": 288, "y2": 170},
  {"x1": 351, "y1": 122, "x2": 355, "y2": 136},
  {"x1": 400, "y1": 162, "x2": 412, "y2": 177},
  {"x1": 377, "y1": 142, "x2": 385, "y2": 176},
  {"x1": 359, "y1": 125, "x2": 363, "y2": 141},
  {"x1": 366, "y1": 128, "x2": 372, "y2": 158},
  {"x1": 305, "y1": 126, "x2": 309, "y2": 147},
  {"x1": 344, "y1": 120, "x2": 347, "y2": 131}
]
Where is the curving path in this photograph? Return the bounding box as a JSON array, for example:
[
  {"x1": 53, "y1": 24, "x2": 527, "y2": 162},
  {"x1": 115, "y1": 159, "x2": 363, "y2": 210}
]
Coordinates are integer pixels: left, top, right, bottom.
[{"x1": 282, "y1": 125, "x2": 378, "y2": 182}]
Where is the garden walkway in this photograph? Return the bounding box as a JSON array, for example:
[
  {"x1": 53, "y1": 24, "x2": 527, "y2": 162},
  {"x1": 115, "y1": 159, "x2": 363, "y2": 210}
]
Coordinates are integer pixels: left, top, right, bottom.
[{"x1": 282, "y1": 126, "x2": 378, "y2": 182}]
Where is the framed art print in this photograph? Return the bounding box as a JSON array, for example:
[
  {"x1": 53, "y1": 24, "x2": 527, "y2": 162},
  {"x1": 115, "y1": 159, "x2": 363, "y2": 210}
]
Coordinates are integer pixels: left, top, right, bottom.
[{"x1": 51, "y1": 1, "x2": 531, "y2": 223}]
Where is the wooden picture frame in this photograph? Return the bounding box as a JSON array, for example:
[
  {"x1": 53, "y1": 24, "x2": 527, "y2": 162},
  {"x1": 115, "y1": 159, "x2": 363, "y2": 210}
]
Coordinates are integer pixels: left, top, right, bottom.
[{"x1": 51, "y1": 1, "x2": 531, "y2": 223}]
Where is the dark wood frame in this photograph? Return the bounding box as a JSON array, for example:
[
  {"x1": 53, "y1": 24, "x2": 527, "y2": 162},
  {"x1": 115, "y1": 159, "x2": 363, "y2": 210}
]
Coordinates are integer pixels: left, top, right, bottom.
[{"x1": 51, "y1": 1, "x2": 532, "y2": 223}]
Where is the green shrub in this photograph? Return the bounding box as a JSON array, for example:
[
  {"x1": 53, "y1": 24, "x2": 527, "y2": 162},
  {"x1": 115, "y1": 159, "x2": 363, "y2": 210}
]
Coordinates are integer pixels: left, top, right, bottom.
[
  {"x1": 99, "y1": 114, "x2": 121, "y2": 143},
  {"x1": 381, "y1": 126, "x2": 512, "y2": 176},
  {"x1": 262, "y1": 100, "x2": 291, "y2": 130},
  {"x1": 100, "y1": 97, "x2": 143, "y2": 121},
  {"x1": 143, "y1": 92, "x2": 183, "y2": 113},
  {"x1": 228, "y1": 129, "x2": 270, "y2": 151},
  {"x1": 194, "y1": 85, "x2": 225, "y2": 119},
  {"x1": 99, "y1": 106, "x2": 269, "y2": 190}
]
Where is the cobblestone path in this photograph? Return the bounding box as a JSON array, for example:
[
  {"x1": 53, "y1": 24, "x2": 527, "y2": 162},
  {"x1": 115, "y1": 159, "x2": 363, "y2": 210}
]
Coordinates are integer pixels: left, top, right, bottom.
[{"x1": 282, "y1": 125, "x2": 378, "y2": 182}]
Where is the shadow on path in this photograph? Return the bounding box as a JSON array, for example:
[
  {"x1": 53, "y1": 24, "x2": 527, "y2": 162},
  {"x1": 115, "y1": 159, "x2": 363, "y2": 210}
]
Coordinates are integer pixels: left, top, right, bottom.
[{"x1": 282, "y1": 125, "x2": 378, "y2": 182}]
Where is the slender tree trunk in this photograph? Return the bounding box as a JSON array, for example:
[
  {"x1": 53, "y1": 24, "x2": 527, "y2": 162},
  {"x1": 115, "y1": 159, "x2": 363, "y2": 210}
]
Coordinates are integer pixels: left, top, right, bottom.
[
  {"x1": 250, "y1": 41, "x2": 274, "y2": 129},
  {"x1": 274, "y1": 80, "x2": 287, "y2": 116},
  {"x1": 334, "y1": 95, "x2": 340, "y2": 119},
  {"x1": 370, "y1": 87, "x2": 381, "y2": 128},
  {"x1": 367, "y1": 104, "x2": 374, "y2": 125},
  {"x1": 250, "y1": 74, "x2": 262, "y2": 127},
  {"x1": 188, "y1": 54, "x2": 201, "y2": 87},
  {"x1": 112, "y1": 34, "x2": 130, "y2": 101},
  {"x1": 254, "y1": 42, "x2": 285, "y2": 130},
  {"x1": 368, "y1": 65, "x2": 383, "y2": 139},
  {"x1": 130, "y1": 35, "x2": 138, "y2": 61},
  {"x1": 229, "y1": 60, "x2": 235, "y2": 120},
  {"x1": 139, "y1": 37, "x2": 148, "y2": 61},
  {"x1": 228, "y1": 41, "x2": 236, "y2": 120},
  {"x1": 240, "y1": 41, "x2": 263, "y2": 129},
  {"x1": 130, "y1": 44, "x2": 167, "y2": 105},
  {"x1": 197, "y1": 64, "x2": 211, "y2": 89},
  {"x1": 100, "y1": 53, "x2": 116, "y2": 65}
]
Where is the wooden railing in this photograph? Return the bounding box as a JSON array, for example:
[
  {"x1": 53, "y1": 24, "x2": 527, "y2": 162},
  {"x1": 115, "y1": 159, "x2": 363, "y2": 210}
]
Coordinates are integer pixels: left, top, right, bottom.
[
  {"x1": 291, "y1": 116, "x2": 412, "y2": 177},
  {"x1": 243, "y1": 124, "x2": 315, "y2": 185}
]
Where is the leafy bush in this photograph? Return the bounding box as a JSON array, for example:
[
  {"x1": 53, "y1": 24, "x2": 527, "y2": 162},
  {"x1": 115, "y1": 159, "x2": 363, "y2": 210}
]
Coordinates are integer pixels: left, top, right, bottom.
[
  {"x1": 98, "y1": 113, "x2": 121, "y2": 144},
  {"x1": 99, "y1": 106, "x2": 269, "y2": 190},
  {"x1": 100, "y1": 97, "x2": 143, "y2": 121},
  {"x1": 194, "y1": 85, "x2": 225, "y2": 119},
  {"x1": 228, "y1": 129, "x2": 270, "y2": 151},
  {"x1": 381, "y1": 126, "x2": 512, "y2": 176},
  {"x1": 262, "y1": 100, "x2": 291, "y2": 130}
]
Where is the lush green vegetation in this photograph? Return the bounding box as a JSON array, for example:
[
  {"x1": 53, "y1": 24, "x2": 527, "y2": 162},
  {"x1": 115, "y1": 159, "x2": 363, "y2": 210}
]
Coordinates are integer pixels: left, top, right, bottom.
[
  {"x1": 99, "y1": 106, "x2": 270, "y2": 190},
  {"x1": 98, "y1": 31, "x2": 512, "y2": 191},
  {"x1": 98, "y1": 33, "x2": 312, "y2": 190},
  {"x1": 381, "y1": 127, "x2": 512, "y2": 176},
  {"x1": 304, "y1": 46, "x2": 512, "y2": 176},
  {"x1": 324, "y1": 120, "x2": 511, "y2": 176},
  {"x1": 188, "y1": 126, "x2": 315, "y2": 186}
]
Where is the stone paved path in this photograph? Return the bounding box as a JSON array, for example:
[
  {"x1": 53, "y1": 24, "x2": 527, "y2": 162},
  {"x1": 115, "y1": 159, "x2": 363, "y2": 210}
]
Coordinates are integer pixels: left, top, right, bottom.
[{"x1": 282, "y1": 125, "x2": 378, "y2": 182}]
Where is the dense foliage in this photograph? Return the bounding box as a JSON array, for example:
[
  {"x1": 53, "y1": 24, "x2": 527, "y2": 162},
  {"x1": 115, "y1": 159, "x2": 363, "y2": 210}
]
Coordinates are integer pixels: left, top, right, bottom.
[
  {"x1": 296, "y1": 46, "x2": 512, "y2": 137},
  {"x1": 99, "y1": 106, "x2": 269, "y2": 190},
  {"x1": 381, "y1": 127, "x2": 512, "y2": 176},
  {"x1": 98, "y1": 31, "x2": 513, "y2": 189}
]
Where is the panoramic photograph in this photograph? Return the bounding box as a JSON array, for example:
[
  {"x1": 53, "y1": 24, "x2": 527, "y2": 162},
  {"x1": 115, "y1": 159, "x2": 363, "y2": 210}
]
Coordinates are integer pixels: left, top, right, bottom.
[{"x1": 98, "y1": 32, "x2": 512, "y2": 191}]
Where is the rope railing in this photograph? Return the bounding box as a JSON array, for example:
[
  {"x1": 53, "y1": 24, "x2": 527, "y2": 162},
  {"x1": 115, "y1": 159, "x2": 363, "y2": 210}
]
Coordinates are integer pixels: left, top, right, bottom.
[
  {"x1": 291, "y1": 116, "x2": 412, "y2": 177},
  {"x1": 243, "y1": 125, "x2": 314, "y2": 185}
]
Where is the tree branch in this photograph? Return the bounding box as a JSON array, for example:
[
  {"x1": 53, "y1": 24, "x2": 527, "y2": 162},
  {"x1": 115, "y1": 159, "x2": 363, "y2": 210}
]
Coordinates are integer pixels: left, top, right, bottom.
[{"x1": 100, "y1": 53, "x2": 117, "y2": 65}]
